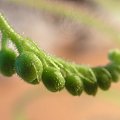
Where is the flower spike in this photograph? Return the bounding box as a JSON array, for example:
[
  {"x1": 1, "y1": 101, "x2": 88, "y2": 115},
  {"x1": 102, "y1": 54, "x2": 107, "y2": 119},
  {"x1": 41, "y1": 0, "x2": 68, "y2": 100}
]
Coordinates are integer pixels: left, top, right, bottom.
[{"x1": 0, "y1": 13, "x2": 120, "y2": 96}]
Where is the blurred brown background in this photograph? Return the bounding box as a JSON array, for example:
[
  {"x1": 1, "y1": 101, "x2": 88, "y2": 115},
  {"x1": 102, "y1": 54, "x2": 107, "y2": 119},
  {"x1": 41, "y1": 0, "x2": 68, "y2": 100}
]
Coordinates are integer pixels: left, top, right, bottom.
[{"x1": 0, "y1": 0, "x2": 120, "y2": 120}]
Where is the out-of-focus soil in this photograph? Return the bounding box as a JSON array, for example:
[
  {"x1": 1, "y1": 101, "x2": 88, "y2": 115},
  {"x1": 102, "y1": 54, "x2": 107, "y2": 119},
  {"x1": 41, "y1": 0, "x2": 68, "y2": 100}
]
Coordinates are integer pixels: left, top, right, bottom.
[{"x1": 0, "y1": 1, "x2": 120, "y2": 120}]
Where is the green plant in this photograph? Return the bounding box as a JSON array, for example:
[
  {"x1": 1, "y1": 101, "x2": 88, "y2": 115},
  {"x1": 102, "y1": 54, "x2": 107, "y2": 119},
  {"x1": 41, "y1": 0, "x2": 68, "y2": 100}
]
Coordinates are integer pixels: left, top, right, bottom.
[{"x1": 0, "y1": 13, "x2": 120, "y2": 96}]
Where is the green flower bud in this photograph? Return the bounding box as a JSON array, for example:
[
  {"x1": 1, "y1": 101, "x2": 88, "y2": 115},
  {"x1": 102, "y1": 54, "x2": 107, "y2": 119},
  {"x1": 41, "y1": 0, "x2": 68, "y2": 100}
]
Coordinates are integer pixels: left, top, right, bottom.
[
  {"x1": 93, "y1": 67, "x2": 111, "y2": 90},
  {"x1": 77, "y1": 65, "x2": 97, "y2": 83},
  {"x1": 82, "y1": 76, "x2": 98, "y2": 96},
  {"x1": 0, "y1": 48, "x2": 16, "y2": 76},
  {"x1": 77, "y1": 66, "x2": 97, "y2": 95},
  {"x1": 105, "y1": 64, "x2": 120, "y2": 82},
  {"x1": 108, "y1": 49, "x2": 120, "y2": 64},
  {"x1": 65, "y1": 75, "x2": 83, "y2": 96},
  {"x1": 42, "y1": 67, "x2": 65, "y2": 92},
  {"x1": 15, "y1": 51, "x2": 43, "y2": 84}
]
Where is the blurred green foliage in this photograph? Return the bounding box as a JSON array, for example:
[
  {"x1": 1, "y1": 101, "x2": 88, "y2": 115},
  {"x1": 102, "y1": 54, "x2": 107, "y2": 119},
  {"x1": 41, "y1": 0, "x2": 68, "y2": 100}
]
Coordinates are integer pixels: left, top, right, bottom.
[
  {"x1": 10, "y1": 0, "x2": 120, "y2": 44},
  {"x1": 95, "y1": 0, "x2": 120, "y2": 12}
]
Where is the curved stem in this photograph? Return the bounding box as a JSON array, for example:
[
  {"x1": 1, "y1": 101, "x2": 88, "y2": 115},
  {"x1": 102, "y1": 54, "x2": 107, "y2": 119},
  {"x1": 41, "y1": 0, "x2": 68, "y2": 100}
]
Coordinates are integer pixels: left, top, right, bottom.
[
  {"x1": 0, "y1": 14, "x2": 24, "y2": 52},
  {"x1": 0, "y1": 14, "x2": 50, "y2": 63},
  {"x1": 0, "y1": 14, "x2": 45, "y2": 56}
]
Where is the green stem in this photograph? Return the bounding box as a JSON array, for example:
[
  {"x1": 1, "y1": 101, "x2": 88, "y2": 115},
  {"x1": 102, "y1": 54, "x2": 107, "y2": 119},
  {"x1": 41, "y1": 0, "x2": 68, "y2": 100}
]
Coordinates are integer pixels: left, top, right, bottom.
[
  {"x1": 0, "y1": 14, "x2": 24, "y2": 52},
  {"x1": 0, "y1": 14, "x2": 50, "y2": 64},
  {"x1": 1, "y1": 32, "x2": 8, "y2": 50},
  {"x1": 52, "y1": 56, "x2": 81, "y2": 76}
]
